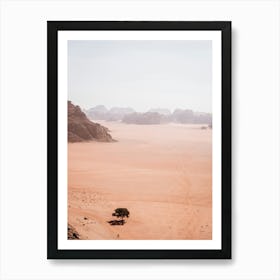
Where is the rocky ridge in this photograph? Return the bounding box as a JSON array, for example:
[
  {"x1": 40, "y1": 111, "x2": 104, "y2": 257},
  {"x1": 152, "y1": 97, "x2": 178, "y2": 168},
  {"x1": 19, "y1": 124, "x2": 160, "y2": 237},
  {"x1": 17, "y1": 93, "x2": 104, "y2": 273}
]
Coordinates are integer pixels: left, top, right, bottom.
[{"x1": 68, "y1": 101, "x2": 114, "y2": 142}]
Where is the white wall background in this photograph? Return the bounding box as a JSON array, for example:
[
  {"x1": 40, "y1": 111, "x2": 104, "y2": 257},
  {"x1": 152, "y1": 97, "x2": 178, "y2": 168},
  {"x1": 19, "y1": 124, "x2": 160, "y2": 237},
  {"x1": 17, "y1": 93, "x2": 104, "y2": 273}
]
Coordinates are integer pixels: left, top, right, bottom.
[{"x1": 0, "y1": 0, "x2": 279, "y2": 279}]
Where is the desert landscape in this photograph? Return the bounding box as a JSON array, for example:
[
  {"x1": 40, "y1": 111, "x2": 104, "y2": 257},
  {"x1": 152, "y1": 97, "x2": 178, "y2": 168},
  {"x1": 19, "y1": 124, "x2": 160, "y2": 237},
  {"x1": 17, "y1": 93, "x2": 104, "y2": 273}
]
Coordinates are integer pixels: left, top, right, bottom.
[{"x1": 68, "y1": 102, "x2": 212, "y2": 240}]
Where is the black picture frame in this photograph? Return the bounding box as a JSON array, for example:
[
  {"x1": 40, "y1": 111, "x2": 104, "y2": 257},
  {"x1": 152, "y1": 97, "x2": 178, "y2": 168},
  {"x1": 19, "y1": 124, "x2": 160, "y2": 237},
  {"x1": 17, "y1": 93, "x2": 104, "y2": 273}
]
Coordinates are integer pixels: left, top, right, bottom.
[{"x1": 47, "y1": 21, "x2": 231, "y2": 259}]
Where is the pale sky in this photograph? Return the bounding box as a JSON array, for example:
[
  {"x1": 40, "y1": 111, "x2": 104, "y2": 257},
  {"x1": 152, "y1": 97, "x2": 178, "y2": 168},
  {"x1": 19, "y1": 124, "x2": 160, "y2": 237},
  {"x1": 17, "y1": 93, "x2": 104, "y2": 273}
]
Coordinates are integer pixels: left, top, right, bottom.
[{"x1": 68, "y1": 40, "x2": 212, "y2": 113}]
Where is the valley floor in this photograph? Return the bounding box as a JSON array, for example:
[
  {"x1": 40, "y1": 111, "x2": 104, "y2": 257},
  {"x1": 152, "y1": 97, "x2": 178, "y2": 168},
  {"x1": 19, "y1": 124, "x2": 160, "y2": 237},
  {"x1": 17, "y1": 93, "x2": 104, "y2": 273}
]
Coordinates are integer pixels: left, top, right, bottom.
[{"x1": 68, "y1": 122, "x2": 212, "y2": 240}]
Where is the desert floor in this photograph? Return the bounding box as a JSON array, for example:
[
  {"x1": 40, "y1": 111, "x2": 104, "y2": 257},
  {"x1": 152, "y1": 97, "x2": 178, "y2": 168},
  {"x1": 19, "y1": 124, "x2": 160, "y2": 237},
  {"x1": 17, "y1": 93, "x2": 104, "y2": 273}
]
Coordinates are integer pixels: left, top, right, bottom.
[{"x1": 68, "y1": 122, "x2": 212, "y2": 240}]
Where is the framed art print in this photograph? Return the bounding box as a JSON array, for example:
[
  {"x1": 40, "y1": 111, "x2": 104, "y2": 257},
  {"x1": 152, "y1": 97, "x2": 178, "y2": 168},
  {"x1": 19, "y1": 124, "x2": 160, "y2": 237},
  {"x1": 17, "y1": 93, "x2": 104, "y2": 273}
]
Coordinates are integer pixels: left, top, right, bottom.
[{"x1": 47, "y1": 21, "x2": 231, "y2": 259}]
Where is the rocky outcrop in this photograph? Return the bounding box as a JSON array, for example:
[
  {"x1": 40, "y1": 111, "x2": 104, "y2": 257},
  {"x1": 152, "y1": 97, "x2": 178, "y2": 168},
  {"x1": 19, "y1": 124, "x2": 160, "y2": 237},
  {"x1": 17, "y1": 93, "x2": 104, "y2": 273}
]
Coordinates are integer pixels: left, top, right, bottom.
[
  {"x1": 86, "y1": 105, "x2": 135, "y2": 121},
  {"x1": 172, "y1": 109, "x2": 212, "y2": 125},
  {"x1": 172, "y1": 109, "x2": 194, "y2": 123},
  {"x1": 68, "y1": 224, "x2": 80, "y2": 240},
  {"x1": 148, "y1": 108, "x2": 171, "y2": 115},
  {"x1": 122, "y1": 112, "x2": 163, "y2": 124},
  {"x1": 107, "y1": 107, "x2": 135, "y2": 121},
  {"x1": 192, "y1": 112, "x2": 212, "y2": 124},
  {"x1": 68, "y1": 101, "x2": 114, "y2": 142},
  {"x1": 86, "y1": 104, "x2": 212, "y2": 125},
  {"x1": 86, "y1": 105, "x2": 108, "y2": 120},
  {"x1": 122, "y1": 110, "x2": 212, "y2": 125}
]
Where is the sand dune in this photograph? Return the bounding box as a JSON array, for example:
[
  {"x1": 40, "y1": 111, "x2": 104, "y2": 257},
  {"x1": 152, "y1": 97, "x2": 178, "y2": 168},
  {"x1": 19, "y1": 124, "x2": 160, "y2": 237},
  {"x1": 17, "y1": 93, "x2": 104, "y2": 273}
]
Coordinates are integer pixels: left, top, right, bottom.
[{"x1": 68, "y1": 122, "x2": 212, "y2": 240}]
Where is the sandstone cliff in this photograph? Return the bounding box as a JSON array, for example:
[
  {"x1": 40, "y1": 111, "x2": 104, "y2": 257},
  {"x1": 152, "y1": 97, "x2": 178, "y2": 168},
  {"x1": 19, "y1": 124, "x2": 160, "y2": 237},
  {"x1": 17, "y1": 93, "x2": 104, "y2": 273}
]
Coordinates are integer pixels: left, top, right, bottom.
[{"x1": 68, "y1": 101, "x2": 114, "y2": 143}]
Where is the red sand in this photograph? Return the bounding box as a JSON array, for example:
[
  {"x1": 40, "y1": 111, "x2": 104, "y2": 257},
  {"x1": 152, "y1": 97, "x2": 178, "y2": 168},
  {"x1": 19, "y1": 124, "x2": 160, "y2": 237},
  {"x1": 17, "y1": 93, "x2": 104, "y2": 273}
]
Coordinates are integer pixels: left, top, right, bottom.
[{"x1": 68, "y1": 122, "x2": 212, "y2": 240}]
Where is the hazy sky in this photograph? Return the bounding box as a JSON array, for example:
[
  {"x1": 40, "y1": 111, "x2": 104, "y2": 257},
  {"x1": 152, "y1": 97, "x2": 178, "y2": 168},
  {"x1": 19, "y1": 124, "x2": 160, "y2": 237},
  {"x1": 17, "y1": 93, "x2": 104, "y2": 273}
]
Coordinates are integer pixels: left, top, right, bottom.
[{"x1": 68, "y1": 40, "x2": 212, "y2": 113}]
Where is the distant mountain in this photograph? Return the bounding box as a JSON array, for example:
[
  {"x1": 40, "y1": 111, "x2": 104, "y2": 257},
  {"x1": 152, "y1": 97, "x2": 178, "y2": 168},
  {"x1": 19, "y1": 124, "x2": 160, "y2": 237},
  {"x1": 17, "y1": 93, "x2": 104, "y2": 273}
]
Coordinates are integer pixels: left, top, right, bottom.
[
  {"x1": 172, "y1": 109, "x2": 194, "y2": 123},
  {"x1": 172, "y1": 109, "x2": 212, "y2": 124},
  {"x1": 148, "y1": 108, "x2": 171, "y2": 115},
  {"x1": 192, "y1": 112, "x2": 212, "y2": 124},
  {"x1": 107, "y1": 107, "x2": 135, "y2": 121},
  {"x1": 68, "y1": 101, "x2": 114, "y2": 142},
  {"x1": 86, "y1": 106, "x2": 135, "y2": 121},
  {"x1": 122, "y1": 112, "x2": 163, "y2": 124},
  {"x1": 85, "y1": 104, "x2": 212, "y2": 125},
  {"x1": 86, "y1": 105, "x2": 108, "y2": 120}
]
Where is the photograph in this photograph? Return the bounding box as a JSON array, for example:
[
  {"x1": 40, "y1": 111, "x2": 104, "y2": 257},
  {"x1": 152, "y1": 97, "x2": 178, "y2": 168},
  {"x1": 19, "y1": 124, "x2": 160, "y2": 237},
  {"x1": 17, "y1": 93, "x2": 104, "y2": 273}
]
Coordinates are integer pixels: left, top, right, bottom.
[
  {"x1": 47, "y1": 21, "x2": 231, "y2": 259},
  {"x1": 67, "y1": 40, "x2": 213, "y2": 241}
]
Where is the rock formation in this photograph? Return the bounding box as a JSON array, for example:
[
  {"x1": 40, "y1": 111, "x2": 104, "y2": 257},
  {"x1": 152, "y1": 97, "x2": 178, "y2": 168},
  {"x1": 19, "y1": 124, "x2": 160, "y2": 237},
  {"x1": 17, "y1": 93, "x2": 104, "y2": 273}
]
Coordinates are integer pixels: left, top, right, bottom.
[
  {"x1": 68, "y1": 101, "x2": 114, "y2": 142},
  {"x1": 85, "y1": 104, "x2": 212, "y2": 125},
  {"x1": 86, "y1": 105, "x2": 108, "y2": 120},
  {"x1": 86, "y1": 105, "x2": 135, "y2": 121},
  {"x1": 68, "y1": 224, "x2": 80, "y2": 240},
  {"x1": 122, "y1": 112, "x2": 163, "y2": 124},
  {"x1": 148, "y1": 108, "x2": 171, "y2": 115}
]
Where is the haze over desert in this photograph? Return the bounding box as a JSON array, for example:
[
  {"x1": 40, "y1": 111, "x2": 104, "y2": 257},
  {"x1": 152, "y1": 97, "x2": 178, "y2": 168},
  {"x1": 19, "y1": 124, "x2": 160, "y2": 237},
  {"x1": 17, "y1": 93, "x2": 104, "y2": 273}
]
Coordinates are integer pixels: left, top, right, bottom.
[{"x1": 68, "y1": 122, "x2": 212, "y2": 240}]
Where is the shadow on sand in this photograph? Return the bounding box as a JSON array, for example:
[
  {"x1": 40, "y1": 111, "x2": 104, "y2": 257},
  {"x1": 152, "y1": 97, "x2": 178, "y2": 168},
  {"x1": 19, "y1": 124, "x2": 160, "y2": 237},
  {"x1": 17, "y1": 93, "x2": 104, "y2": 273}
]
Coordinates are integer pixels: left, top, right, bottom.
[{"x1": 107, "y1": 220, "x2": 126, "y2": 226}]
